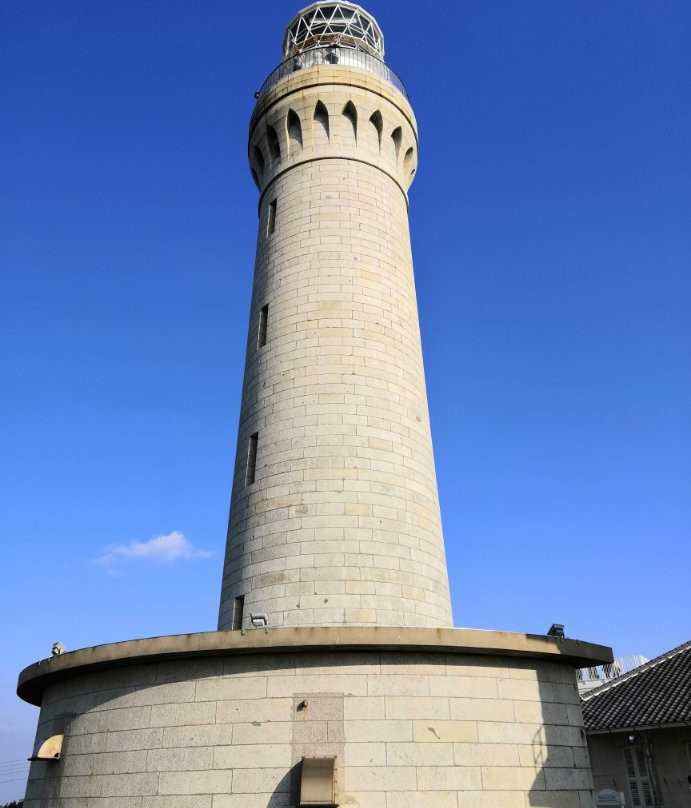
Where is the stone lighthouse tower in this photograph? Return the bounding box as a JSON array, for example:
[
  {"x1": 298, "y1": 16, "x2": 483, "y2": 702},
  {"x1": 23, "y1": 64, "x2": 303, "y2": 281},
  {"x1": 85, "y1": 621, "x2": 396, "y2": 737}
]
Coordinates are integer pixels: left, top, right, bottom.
[
  {"x1": 218, "y1": 1, "x2": 452, "y2": 633},
  {"x1": 18, "y1": 5, "x2": 611, "y2": 807}
]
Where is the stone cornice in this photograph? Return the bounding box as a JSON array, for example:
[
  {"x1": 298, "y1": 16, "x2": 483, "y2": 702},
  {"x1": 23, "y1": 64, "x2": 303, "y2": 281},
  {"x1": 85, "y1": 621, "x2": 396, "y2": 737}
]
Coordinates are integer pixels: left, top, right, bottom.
[{"x1": 18, "y1": 627, "x2": 612, "y2": 706}]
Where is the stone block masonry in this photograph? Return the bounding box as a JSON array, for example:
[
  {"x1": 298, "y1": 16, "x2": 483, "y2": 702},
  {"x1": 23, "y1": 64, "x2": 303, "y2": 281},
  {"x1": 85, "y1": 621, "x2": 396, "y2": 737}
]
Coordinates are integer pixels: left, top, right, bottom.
[
  {"x1": 23, "y1": 648, "x2": 596, "y2": 808},
  {"x1": 17, "y1": 7, "x2": 614, "y2": 807},
  {"x1": 218, "y1": 66, "x2": 452, "y2": 630}
]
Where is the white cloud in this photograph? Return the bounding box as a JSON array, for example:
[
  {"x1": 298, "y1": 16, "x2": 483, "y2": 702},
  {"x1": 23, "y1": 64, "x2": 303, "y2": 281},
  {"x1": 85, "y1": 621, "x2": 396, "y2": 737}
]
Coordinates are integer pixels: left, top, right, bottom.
[{"x1": 96, "y1": 531, "x2": 211, "y2": 566}]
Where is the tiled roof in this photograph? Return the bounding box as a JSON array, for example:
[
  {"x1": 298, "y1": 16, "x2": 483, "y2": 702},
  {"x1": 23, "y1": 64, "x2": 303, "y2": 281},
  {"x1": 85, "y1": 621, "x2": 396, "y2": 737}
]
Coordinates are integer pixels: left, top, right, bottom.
[{"x1": 582, "y1": 640, "x2": 691, "y2": 732}]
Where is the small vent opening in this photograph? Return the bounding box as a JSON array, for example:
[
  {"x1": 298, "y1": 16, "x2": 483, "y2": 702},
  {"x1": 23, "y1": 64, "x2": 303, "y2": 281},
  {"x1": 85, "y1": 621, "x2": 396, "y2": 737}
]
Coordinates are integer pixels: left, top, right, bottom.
[{"x1": 300, "y1": 757, "x2": 337, "y2": 807}]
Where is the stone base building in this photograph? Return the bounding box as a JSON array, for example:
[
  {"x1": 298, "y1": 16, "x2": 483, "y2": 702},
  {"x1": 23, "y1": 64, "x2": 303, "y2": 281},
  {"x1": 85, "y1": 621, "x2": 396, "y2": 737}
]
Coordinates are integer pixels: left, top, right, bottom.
[{"x1": 20, "y1": 629, "x2": 609, "y2": 807}]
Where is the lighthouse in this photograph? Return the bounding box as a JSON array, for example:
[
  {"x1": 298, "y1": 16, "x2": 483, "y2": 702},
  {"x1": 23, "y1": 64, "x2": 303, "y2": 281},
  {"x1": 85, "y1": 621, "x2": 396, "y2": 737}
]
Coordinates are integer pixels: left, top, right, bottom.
[
  {"x1": 218, "y1": 1, "x2": 451, "y2": 633},
  {"x1": 18, "y1": 5, "x2": 611, "y2": 806}
]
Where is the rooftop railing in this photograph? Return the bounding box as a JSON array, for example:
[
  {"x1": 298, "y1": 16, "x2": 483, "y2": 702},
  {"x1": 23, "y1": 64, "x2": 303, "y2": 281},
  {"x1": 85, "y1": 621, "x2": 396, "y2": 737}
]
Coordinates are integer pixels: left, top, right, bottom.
[
  {"x1": 256, "y1": 46, "x2": 408, "y2": 101},
  {"x1": 578, "y1": 654, "x2": 649, "y2": 685}
]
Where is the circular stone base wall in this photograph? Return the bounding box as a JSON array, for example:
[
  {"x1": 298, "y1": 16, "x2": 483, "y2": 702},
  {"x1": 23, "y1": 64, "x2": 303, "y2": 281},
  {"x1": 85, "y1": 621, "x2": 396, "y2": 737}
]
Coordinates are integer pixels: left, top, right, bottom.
[{"x1": 21, "y1": 633, "x2": 601, "y2": 808}]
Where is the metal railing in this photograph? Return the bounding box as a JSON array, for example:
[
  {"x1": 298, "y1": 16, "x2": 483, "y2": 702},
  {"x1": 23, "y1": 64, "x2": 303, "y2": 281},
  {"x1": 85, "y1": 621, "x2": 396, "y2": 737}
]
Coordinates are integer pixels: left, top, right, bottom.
[
  {"x1": 578, "y1": 654, "x2": 649, "y2": 683},
  {"x1": 256, "y1": 46, "x2": 408, "y2": 101}
]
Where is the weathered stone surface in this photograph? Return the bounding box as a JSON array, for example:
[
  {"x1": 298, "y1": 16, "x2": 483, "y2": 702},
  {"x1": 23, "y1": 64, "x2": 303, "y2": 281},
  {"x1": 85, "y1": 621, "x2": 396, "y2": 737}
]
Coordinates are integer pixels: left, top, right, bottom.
[
  {"x1": 218, "y1": 63, "x2": 453, "y2": 631},
  {"x1": 23, "y1": 650, "x2": 596, "y2": 805}
]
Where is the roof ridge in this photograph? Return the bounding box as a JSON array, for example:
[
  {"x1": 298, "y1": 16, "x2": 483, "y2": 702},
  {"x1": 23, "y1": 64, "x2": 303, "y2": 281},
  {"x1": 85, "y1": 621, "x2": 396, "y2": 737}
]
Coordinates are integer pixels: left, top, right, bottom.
[{"x1": 582, "y1": 639, "x2": 691, "y2": 702}]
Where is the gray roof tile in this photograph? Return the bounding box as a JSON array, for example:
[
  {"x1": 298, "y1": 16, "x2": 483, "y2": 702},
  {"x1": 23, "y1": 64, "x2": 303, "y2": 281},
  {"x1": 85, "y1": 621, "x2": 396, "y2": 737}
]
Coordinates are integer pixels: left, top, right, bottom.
[{"x1": 583, "y1": 640, "x2": 691, "y2": 732}]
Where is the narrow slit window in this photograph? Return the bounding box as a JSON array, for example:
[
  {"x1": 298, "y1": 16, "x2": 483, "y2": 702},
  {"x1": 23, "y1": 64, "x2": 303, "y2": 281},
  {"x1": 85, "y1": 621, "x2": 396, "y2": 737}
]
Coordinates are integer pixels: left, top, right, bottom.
[
  {"x1": 404, "y1": 146, "x2": 415, "y2": 173},
  {"x1": 314, "y1": 100, "x2": 330, "y2": 141},
  {"x1": 245, "y1": 432, "x2": 258, "y2": 486},
  {"x1": 369, "y1": 110, "x2": 383, "y2": 149},
  {"x1": 287, "y1": 108, "x2": 302, "y2": 151},
  {"x1": 343, "y1": 100, "x2": 357, "y2": 140},
  {"x1": 266, "y1": 124, "x2": 280, "y2": 161},
  {"x1": 268, "y1": 199, "x2": 277, "y2": 235},
  {"x1": 231, "y1": 596, "x2": 244, "y2": 630},
  {"x1": 391, "y1": 126, "x2": 402, "y2": 158},
  {"x1": 257, "y1": 304, "x2": 268, "y2": 349},
  {"x1": 253, "y1": 146, "x2": 265, "y2": 178}
]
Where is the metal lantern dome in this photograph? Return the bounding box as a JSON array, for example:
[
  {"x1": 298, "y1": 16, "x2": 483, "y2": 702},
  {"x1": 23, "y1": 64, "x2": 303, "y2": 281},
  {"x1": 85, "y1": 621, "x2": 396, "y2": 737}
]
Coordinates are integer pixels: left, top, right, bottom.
[{"x1": 282, "y1": 1, "x2": 385, "y2": 60}]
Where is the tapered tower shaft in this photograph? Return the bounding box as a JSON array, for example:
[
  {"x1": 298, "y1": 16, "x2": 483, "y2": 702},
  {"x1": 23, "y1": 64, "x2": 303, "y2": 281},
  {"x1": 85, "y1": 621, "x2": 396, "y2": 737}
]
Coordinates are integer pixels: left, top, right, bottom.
[{"x1": 219, "y1": 3, "x2": 452, "y2": 630}]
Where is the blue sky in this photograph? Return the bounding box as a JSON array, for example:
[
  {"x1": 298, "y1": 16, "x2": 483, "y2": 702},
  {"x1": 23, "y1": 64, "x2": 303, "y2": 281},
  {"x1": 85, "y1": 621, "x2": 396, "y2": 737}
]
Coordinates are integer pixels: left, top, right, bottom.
[{"x1": 2, "y1": 0, "x2": 690, "y2": 799}]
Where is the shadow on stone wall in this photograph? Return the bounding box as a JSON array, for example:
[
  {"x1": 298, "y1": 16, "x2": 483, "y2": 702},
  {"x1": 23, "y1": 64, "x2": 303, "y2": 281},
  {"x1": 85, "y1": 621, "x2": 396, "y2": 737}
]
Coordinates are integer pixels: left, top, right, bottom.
[{"x1": 527, "y1": 671, "x2": 593, "y2": 808}]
